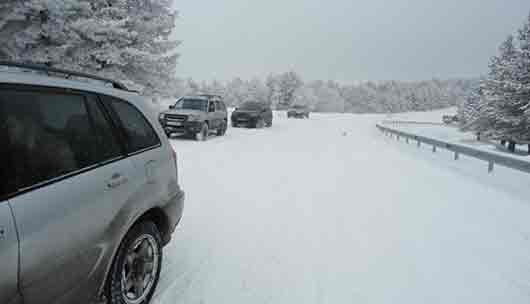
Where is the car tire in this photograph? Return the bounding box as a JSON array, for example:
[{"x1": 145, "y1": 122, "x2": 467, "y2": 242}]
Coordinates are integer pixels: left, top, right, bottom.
[
  {"x1": 255, "y1": 118, "x2": 266, "y2": 129},
  {"x1": 106, "y1": 221, "x2": 162, "y2": 304},
  {"x1": 217, "y1": 121, "x2": 227, "y2": 136},
  {"x1": 196, "y1": 123, "x2": 209, "y2": 141}
]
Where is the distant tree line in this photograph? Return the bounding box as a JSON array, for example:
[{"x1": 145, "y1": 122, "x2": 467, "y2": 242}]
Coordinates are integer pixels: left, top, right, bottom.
[
  {"x1": 171, "y1": 73, "x2": 476, "y2": 114},
  {"x1": 1, "y1": 1, "x2": 475, "y2": 114},
  {"x1": 459, "y1": 13, "x2": 530, "y2": 151}
]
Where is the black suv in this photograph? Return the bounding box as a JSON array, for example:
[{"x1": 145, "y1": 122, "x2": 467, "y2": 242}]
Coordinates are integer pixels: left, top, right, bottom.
[
  {"x1": 231, "y1": 102, "x2": 273, "y2": 128},
  {"x1": 159, "y1": 94, "x2": 228, "y2": 141}
]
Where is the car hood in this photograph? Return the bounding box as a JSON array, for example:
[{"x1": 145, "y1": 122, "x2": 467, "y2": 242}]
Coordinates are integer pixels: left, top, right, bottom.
[{"x1": 162, "y1": 109, "x2": 205, "y2": 116}]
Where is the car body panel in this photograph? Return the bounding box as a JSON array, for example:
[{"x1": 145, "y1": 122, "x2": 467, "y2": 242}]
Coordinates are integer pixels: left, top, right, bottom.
[{"x1": 0, "y1": 201, "x2": 21, "y2": 304}]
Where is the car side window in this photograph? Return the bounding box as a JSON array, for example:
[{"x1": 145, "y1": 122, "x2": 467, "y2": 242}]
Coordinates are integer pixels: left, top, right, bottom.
[
  {"x1": 85, "y1": 95, "x2": 122, "y2": 161},
  {"x1": 104, "y1": 96, "x2": 160, "y2": 154},
  {"x1": 0, "y1": 101, "x2": 12, "y2": 198},
  {"x1": 208, "y1": 101, "x2": 216, "y2": 113},
  {"x1": 1, "y1": 88, "x2": 108, "y2": 193}
]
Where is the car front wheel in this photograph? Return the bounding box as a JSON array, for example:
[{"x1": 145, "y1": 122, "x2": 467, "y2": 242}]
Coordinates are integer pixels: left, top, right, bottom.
[
  {"x1": 196, "y1": 123, "x2": 209, "y2": 141},
  {"x1": 107, "y1": 221, "x2": 162, "y2": 304}
]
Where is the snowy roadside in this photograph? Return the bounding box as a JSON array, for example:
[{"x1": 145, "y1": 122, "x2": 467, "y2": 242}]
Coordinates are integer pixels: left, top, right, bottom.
[
  {"x1": 390, "y1": 122, "x2": 530, "y2": 161},
  {"x1": 152, "y1": 109, "x2": 530, "y2": 304}
]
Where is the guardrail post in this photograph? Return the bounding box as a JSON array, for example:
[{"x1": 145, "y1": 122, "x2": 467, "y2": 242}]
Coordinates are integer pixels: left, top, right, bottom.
[
  {"x1": 432, "y1": 145, "x2": 437, "y2": 153},
  {"x1": 417, "y1": 140, "x2": 421, "y2": 148},
  {"x1": 488, "y1": 161, "x2": 494, "y2": 173},
  {"x1": 454, "y1": 152, "x2": 459, "y2": 160},
  {"x1": 406, "y1": 138, "x2": 409, "y2": 144}
]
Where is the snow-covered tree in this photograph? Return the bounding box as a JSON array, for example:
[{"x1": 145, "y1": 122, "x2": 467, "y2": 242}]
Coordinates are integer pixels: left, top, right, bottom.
[
  {"x1": 2, "y1": 0, "x2": 180, "y2": 97},
  {"x1": 0, "y1": 1, "x2": 33, "y2": 60},
  {"x1": 481, "y1": 35, "x2": 524, "y2": 139},
  {"x1": 516, "y1": 14, "x2": 530, "y2": 138},
  {"x1": 275, "y1": 71, "x2": 303, "y2": 109}
]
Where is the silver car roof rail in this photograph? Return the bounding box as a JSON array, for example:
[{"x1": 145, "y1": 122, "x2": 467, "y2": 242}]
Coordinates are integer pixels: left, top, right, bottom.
[{"x1": 0, "y1": 61, "x2": 132, "y2": 92}]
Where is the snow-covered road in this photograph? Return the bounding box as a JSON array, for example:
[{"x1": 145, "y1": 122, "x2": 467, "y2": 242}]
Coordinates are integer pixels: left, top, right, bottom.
[{"x1": 153, "y1": 111, "x2": 530, "y2": 304}]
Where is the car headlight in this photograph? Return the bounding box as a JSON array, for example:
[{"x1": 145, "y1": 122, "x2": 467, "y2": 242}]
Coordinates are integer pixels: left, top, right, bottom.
[
  {"x1": 188, "y1": 114, "x2": 201, "y2": 121},
  {"x1": 159, "y1": 113, "x2": 166, "y2": 120}
]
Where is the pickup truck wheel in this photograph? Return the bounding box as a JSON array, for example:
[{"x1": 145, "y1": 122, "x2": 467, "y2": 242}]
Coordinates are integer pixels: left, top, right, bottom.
[
  {"x1": 196, "y1": 123, "x2": 209, "y2": 141},
  {"x1": 107, "y1": 221, "x2": 162, "y2": 304}
]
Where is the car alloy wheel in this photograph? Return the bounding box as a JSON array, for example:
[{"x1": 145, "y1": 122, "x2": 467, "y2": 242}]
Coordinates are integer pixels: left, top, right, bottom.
[
  {"x1": 107, "y1": 221, "x2": 162, "y2": 304},
  {"x1": 121, "y1": 235, "x2": 160, "y2": 304}
]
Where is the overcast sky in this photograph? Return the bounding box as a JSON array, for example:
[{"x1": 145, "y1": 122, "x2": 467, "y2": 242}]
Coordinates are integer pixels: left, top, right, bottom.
[{"x1": 172, "y1": 0, "x2": 529, "y2": 82}]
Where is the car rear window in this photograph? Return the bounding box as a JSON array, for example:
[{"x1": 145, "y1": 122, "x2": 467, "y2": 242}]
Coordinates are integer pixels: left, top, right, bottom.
[{"x1": 1, "y1": 88, "x2": 122, "y2": 195}]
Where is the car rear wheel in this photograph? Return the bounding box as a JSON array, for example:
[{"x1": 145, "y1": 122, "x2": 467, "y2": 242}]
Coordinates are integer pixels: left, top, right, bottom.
[
  {"x1": 196, "y1": 123, "x2": 209, "y2": 141},
  {"x1": 217, "y1": 121, "x2": 227, "y2": 136},
  {"x1": 255, "y1": 118, "x2": 266, "y2": 129},
  {"x1": 107, "y1": 221, "x2": 162, "y2": 304}
]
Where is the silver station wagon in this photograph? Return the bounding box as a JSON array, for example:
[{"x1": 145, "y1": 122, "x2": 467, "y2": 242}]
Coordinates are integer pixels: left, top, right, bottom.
[{"x1": 0, "y1": 62, "x2": 184, "y2": 304}]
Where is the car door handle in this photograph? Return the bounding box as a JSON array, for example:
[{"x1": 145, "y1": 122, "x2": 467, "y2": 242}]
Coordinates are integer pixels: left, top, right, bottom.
[
  {"x1": 0, "y1": 226, "x2": 5, "y2": 239},
  {"x1": 107, "y1": 173, "x2": 128, "y2": 189}
]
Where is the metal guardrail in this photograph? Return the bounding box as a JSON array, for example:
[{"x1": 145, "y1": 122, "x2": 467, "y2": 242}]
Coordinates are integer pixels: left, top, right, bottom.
[
  {"x1": 382, "y1": 120, "x2": 448, "y2": 126},
  {"x1": 376, "y1": 123, "x2": 530, "y2": 174}
]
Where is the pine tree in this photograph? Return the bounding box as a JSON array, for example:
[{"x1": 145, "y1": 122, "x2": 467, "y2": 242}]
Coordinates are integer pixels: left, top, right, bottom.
[
  {"x1": 515, "y1": 13, "x2": 530, "y2": 140},
  {"x1": 481, "y1": 35, "x2": 521, "y2": 139}
]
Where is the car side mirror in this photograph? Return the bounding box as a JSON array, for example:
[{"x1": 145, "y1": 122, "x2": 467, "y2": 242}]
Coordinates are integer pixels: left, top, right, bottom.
[{"x1": 169, "y1": 105, "x2": 175, "y2": 110}]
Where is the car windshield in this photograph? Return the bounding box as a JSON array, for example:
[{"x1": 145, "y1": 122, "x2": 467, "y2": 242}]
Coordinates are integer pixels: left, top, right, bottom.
[
  {"x1": 238, "y1": 103, "x2": 263, "y2": 111},
  {"x1": 174, "y1": 98, "x2": 208, "y2": 111}
]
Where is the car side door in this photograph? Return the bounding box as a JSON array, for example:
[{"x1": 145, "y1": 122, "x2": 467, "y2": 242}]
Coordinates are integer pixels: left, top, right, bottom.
[
  {"x1": 101, "y1": 95, "x2": 171, "y2": 230},
  {"x1": 214, "y1": 100, "x2": 224, "y2": 127},
  {"x1": 4, "y1": 87, "x2": 137, "y2": 304},
  {"x1": 0, "y1": 100, "x2": 22, "y2": 304},
  {"x1": 207, "y1": 99, "x2": 218, "y2": 130}
]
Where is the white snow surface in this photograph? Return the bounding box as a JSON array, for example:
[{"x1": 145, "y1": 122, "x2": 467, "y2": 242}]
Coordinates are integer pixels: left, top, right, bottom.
[{"x1": 154, "y1": 110, "x2": 530, "y2": 304}]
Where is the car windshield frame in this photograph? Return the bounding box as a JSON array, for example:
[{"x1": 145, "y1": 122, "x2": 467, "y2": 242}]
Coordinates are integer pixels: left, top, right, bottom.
[
  {"x1": 174, "y1": 98, "x2": 208, "y2": 111},
  {"x1": 292, "y1": 105, "x2": 307, "y2": 109},
  {"x1": 238, "y1": 102, "x2": 264, "y2": 111}
]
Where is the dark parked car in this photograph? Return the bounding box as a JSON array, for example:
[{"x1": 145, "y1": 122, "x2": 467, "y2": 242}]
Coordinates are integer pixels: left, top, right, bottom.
[
  {"x1": 442, "y1": 115, "x2": 459, "y2": 124},
  {"x1": 287, "y1": 104, "x2": 310, "y2": 118},
  {"x1": 159, "y1": 94, "x2": 228, "y2": 141},
  {"x1": 231, "y1": 102, "x2": 273, "y2": 128}
]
